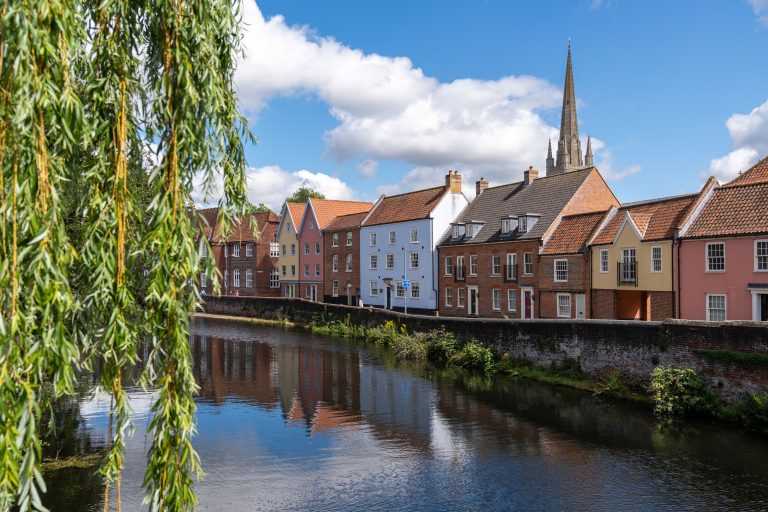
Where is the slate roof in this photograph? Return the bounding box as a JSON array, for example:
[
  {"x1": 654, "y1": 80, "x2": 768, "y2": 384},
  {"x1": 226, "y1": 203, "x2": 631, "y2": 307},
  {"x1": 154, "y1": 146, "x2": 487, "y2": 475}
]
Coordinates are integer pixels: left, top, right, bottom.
[
  {"x1": 362, "y1": 186, "x2": 448, "y2": 227},
  {"x1": 306, "y1": 199, "x2": 373, "y2": 230},
  {"x1": 684, "y1": 181, "x2": 768, "y2": 238},
  {"x1": 591, "y1": 194, "x2": 697, "y2": 245},
  {"x1": 325, "y1": 211, "x2": 369, "y2": 232},
  {"x1": 725, "y1": 155, "x2": 768, "y2": 187},
  {"x1": 541, "y1": 210, "x2": 608, "y2": 255},
  {"x1": 438, "y1": 168, "x2": 594, "y2": 246}
]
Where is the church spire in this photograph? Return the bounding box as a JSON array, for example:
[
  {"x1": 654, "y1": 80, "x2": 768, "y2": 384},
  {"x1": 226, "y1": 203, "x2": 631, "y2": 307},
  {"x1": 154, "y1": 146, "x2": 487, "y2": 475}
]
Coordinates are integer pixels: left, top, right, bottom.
[
  {"x1": 585, "y1": 135, "x2": 593, "y2": 167},
  {"x1": 546, "y1": 139, "x2": 555, "y2": 174},
  {"x1": 549, "y1": 42, "x2": 583, "y2": 176}
]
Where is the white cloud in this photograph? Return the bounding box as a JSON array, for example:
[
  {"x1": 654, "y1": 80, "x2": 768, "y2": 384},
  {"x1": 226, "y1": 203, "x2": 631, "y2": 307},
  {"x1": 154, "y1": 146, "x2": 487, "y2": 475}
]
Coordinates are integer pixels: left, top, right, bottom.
[
  {"x1": 705, "y1": 99, "x2": 768, "y2": 181},
  {"x1": 750, "y1": 0, "x2": 768, "y2": 26},
  {"x1": 588, "y1": 138, "x2": 642, "y2": 181},
  {"x1": 357, "y1": 159, "x2": 379, "y2": 178}
]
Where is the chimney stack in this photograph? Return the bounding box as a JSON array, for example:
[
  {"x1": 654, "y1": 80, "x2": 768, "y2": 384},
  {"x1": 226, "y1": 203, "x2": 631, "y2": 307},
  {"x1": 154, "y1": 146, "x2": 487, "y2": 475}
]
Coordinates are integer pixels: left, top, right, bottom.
[
  {"x1": 445, "y1": 170, "x2": 462, "y2": 193},
  {"x1": 524, "y1": 166, "x2": 539, "y2": 187},
  {"x1": 475, "y1": 177, "x2": 489, "y2": 196}
]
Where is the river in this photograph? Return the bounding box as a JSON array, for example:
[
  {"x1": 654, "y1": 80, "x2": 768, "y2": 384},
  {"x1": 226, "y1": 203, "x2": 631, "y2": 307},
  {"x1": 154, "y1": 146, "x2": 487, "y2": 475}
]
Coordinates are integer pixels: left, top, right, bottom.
[{"x1": 44, "y1": 316, "x2": 768, "y2": 511}]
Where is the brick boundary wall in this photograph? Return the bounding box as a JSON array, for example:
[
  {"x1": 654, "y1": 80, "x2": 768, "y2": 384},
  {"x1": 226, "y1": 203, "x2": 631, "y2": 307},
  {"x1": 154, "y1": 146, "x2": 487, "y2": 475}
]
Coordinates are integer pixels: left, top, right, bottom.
[{"x1": 201, "y1": 296, "x2": 768, "y2": 402}]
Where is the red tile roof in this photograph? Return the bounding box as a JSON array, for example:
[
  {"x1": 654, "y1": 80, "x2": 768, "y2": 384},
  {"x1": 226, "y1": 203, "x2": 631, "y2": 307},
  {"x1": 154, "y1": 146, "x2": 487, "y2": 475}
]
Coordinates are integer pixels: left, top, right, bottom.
[
  {"x1": 286, "y1": 202, "x2": 306, "y2": 227},
  {"x1": 725, "y1": 155, "x2": 768, "y2": 187},
  {"x1": 193, "y1": 207, "x2": 279, "y2": 243},
  {"x1": 684, "y1": 181, "x2": 768, "y2": 238},
  {"x1": 362, "y1": 186, "x2": 447, "y2": 227},
  {"x1": 542, "y1": 211, "x2": 608, "y2": 255},
  {"x1": 325, "y1": 211, "x2": 369, "y2": 232},
  {"x1": 591, "y1": 194, "x2": 697, "y2": 245},
  {"x1": 306, "y1": 199, "x2": 373, "y2": 230}
]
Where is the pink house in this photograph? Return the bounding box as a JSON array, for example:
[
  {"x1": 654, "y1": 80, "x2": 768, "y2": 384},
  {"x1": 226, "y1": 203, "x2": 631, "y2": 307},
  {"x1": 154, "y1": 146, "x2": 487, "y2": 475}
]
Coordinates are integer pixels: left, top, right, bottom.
[
  {"x1": 679, "y1": 157, "x2": 768, "y2": 321},
  {"x1": 296, "y1": 198, "x2": 372, "y2": 302}
]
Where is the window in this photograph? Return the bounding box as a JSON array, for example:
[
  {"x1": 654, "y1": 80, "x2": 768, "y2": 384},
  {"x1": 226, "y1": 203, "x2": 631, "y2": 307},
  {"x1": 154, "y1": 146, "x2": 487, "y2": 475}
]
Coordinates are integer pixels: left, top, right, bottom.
[
  {"x1": 621, "y1": 248, "x2": 637, "y2": 283},
  {"x1": 287, "y1": 222, "x2": 291, "y2": 232},
  {"x1": 246, "y1": 244, "x2": 253, "y2": 257},
  {"x1": 281, "y1": 265, "x2": 286, "y2": 276},
  {"x1": 554, "y1": 259, "x2": 568, "y2": 282},
  {"x1": 346, "y1": 254, "x2": 352, "y2": 272},
  {"x1": 370, "y1": 254, "x2": 378, "y2": 269},
  {"x1": 308, "y1": 220, "x2": 314, "y2": 229},
  {"x1": 600, "y1": 249, "x2": 608, "y2": 273},
  {"x1": 445, "y1": 287, "x2": 452, "y2": 306},
  {"x1": 501, "y1": 218, "x2": 515, "y2": 234},
  {"x1": 389, "y1": 231, "x2": 396, "y2": 244},
  {"x1": 707, "y1": 294, "x2": 727, "y2": 321},
  {"x1": 650, "y1": 246, "x2": 662, "y2": 273},
  {"x1": 290, "y1": 265, "x2": 295, "y2": 276},
  {"x1": 305, "y1": 286, "x2": 311, "y2": 298},
  {"x1": 332, "y1": 233, "x2": 339, "y2": 247},
  {"x1": 224, "y1": 270, "x2": 228, "y2": 287},
  {"x1": 370, "y1": 281, "x2": 379, "y2": 296},
  {"x1": 523, "y1": 253, "x2": 533, "y2": 275},
  {"x1": 445, "y1": 256, "x2": 453, "y2": 275},
  {"x1": 270, "y1": 242, "x2": 279, "y2": 257},
  {"x1": 200, "y1": 242, "x2": 208, "y2": 258},
  {"x1": 557, "y1": 293, "x2": 571, "y2": 318},
  {"x1": 290, "y1": 244, "x2": 295, "y2": 256},
  {"x1": 304, "y1": 243, "x2": 309, "y2": 255},
  {"x1": 457, "y1": 288, "x2": 465, "y2": 308},
  {"x1": 756, "y1": 241, "x2": 768, "y2": 271},
  {"x1": 469, "y1": 255, "x2": 478, "y2": 275},
  {"x1": 410, "y1": 227, "x2": 418, "y2": 243},
  {"x1": 410, "y1": 281, "x2": 420, "y2": 299},
  {"x1": 492, "y1": 255, "x2": 501, "y2": 276},
  {"x1": 315, "y1": 264, "x2": 320, "y2": 277},
  {"x1": 281, "y1": 244, "x2": 286, "y2": 256},
  {"x1": 224, "y1": 245, "x2": 229, "y2": 258},
  {"x1": 396, "y1": 281, "x2": 405, "y2": 298},
  {"x1": 332, "y1": 280, "x2": 339, "y2": 297},
  {"x1": 232, "y1": 244, "x2": 240, "y2": 258},
  {"x1": 233, "y1": 269, "x2": 241, "y2": 288},
  {"x1": 706, "y1": 243, "x2": 725, "y2": 272},
  {"x1": 492, "y1": 289, "x2": 501, "y2": 310},
  {"x1": 200, "y1": 271, "x2": 207, "y2": 287},
  {"x1": 270, "y1": 270, "x2": 279, "y2": 288},
  {"x1": 304, "y1": 264, "x2": 309, "y2": 277},
  {"x1": 246, "y1": 269, "x2": 253, "y2": 288},
  {"x1": 507, "y1": 290, "x2": 517, "y2": 312},
  {"x1": 315, "y1": 242, "x2": 320, "y2": 254},
  {"x1": 410, "y1": 252, "x2": 419, "y2": 268},
  {"x1": 456, "y1": 256, "x2": 465, "y2": 280},
  {"x1": 386, "y1": 254, "x2": 394, "y2": 269},
  {"x1": 452, "y1": 225, "x2": 465, "y2": 239},
  {"x1": 332, "y1": 255, "x2": 339, "y2": 272},
  {"x1": 518, "y1": 217, "x2": 528, "y2": 233},
  {"x1": 506, "y1": 253, "x2": 517, "y2": 280},
  {"x1": 369, "y1": 233, "x2": 377, "y2": 246},
  {"x1": 346, "y1": 232, "x2": 353, "y2": 246}
]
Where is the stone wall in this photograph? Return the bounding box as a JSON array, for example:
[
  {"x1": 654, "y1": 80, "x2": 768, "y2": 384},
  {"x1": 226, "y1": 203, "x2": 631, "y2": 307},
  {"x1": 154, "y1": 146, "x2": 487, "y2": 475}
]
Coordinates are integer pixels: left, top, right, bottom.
[{"x1": 201, "y1": 296, "x2": 768, "y2": 401}]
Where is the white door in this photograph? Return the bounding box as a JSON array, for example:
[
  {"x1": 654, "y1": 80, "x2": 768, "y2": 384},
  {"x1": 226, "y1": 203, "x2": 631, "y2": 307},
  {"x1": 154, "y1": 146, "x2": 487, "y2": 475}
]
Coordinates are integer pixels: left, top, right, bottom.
[{"x1": 575, "y1": 294, "x2": 586, "y2": 319}]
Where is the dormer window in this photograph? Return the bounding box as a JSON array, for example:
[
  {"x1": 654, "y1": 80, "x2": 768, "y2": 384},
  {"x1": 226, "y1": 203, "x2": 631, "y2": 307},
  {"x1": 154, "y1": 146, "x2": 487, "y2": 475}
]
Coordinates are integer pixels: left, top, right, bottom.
[
  {"x1": 451, "y1": 223, "x2": 466, "y2": 239},
  {"x1": 501, "y1": 216, "x2": 518, "y2": 235},
  {"x1": 517, "y1": 214, "x2": 540, "y2": 234},
  {"x1": 518, "y1": 217, "x2": 528, "y2": 233},
  {"x1": 465, "y1": 221, "x2": 484, "y2": 238}
]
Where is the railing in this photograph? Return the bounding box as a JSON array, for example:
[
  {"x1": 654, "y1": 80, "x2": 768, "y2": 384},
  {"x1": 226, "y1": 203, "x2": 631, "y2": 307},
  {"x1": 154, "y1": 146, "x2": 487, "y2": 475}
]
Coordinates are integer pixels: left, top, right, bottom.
[
  {"x1": 617, "y1": 261, "x2": 637, "y2": 286},
  {"x1": 504, "y1": 263, "x2": 518, "y2": 282},
  {"x1": 455, "y1": 265, "x2": 466, "y2": 282}
]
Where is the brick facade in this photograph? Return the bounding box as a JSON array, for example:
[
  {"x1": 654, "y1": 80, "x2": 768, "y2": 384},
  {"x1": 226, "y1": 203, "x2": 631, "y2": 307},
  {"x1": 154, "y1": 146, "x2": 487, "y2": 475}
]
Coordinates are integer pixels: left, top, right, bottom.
[
  {"x1": 591, "y1": 289, "x2": 616, "y2": 319},
  {"x1": 324, "y1": 226, "x2": 362, "y2": 305},
  {"x1": 539, "y1": 253, "x2": 591, "y2": 319},
  {"x1": 650, "y1": 291, "x2": 674, "y2": 321}
]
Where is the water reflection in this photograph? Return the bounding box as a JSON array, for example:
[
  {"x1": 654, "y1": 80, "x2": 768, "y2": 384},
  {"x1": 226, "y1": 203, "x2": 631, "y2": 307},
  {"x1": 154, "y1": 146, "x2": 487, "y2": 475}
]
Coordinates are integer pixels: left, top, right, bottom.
[{"x1": 42, "y1": 317, "x2": 768, "y2": 512}]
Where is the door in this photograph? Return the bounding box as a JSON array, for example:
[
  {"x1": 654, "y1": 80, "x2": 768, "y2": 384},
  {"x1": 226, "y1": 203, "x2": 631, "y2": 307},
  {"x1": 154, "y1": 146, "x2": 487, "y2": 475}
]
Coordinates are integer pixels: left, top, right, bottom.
[
  {"x1": 310, "y1": 285, "x2": 317, "y2": 302},
  {"x1": 575, "y1": 294, "x2": 586, "y2": 319},
  {"x1": 468, "y1": 286, "x2": 479, "y2": 316},
  {"x1": 347, "y1": 284, "x2": 353, "y2": 305},
  {"x1": 522, "y1": 287, "x2": 534, "y2": 319},
  {"x1": 386, "y1": 286, "x2": 392, "y2": 309},
  {"x1": 289, "y1": 284, "x2": 295, "y2": 298},
  {"x1": 761, "y1": 294, "x2": 768, "y2": 321}
]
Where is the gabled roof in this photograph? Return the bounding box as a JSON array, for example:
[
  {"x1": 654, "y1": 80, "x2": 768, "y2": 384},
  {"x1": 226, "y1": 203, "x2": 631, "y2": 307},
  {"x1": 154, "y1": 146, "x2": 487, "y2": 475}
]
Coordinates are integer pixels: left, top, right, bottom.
[
  {"x1": 438, "y1": 167, "x2": 595, "y2": 246},
  {"x1": 684, "y1": 181, "x2": 768, "y2": 238},
  {"x1": 303, "y1": 199, "x2": 372, "y2": 231},
  {"x1": 541, "y1": 210, "x2": 608, "y2": 255},
  {"x1": 193, "y1": 207, "x2": 279, "y2": 243},
  {"x1": 362, "y1": 186, "x2": 448, "y2": 227},
  {"x1": 590, "y1": 193, "x2": 697, "y2": 245},
  {"x1": 724, "y1": 155, "x2": 768, "y2": 187},
  {"x1": 285, "y1": 202, "x2": 306, "y2": 227},
  {"x1": 325, "y1": 211, "x2": 369, "y2": 232}
]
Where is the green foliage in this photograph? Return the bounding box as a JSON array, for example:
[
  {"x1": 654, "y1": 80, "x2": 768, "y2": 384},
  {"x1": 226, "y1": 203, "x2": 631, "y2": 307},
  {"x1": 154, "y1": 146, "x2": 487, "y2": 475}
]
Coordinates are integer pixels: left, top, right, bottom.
[
  {"x1": 451, "y1": 341, "x2": 496, "y2": 374},
  {"x1": 246, "y1": 202, "x2": 271, "y2": 214},
  {"x1": 650, "y1": 367, "x2": 713, "y2": 417},
  {"x1": 286, "y1": 185, "x2": 326, "y2": 203},
  {"x1": 693, "y1": 349, "x2": 768, "y2": 369},
  {"x1": 594, "y1": 370, "x2": 629, "y2": 396},
  {"x1": 425, "y1": 330, "x2": 460, "y2": 365},
  {"x1": 735, "y1": 392, "x2": 768, "y2": 433}
]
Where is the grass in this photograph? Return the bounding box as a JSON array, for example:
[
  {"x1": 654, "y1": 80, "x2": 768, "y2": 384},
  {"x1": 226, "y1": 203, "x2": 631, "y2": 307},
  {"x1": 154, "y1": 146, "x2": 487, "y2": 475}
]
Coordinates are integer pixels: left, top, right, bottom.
[{"x1": 693, "y1": 349, "x2": 768, "y2": 369}]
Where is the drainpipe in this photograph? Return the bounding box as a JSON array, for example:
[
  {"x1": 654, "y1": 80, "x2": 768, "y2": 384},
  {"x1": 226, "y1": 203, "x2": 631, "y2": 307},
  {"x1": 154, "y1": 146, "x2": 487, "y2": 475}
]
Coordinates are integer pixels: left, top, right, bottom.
[{"x1": 675, "y1": 233, "x2": 681, "y2": 319}]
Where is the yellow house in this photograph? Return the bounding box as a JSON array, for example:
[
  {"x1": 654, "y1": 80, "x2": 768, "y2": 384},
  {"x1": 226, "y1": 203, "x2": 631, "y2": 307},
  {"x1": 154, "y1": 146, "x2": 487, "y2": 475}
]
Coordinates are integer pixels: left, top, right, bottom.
[
  {"x1": 589, "y1": 193, "x2": 701, "y2": 320},
  {"x1": 276, "y1": 202, "x2": 306, "y2": 298}
]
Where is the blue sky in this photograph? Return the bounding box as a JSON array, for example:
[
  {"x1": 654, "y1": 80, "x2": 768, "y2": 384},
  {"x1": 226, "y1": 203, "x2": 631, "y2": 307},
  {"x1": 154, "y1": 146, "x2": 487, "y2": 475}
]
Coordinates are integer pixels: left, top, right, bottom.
[{"x1": 196, "y1": 0, "x2": 768, "y2": 210}]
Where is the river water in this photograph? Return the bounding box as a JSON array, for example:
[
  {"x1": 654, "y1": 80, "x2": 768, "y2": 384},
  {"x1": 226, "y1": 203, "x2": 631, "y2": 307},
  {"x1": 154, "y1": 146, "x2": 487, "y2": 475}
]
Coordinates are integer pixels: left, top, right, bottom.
[{"x1": 44, "y1": 316, "x2": 768, "y2": 511}]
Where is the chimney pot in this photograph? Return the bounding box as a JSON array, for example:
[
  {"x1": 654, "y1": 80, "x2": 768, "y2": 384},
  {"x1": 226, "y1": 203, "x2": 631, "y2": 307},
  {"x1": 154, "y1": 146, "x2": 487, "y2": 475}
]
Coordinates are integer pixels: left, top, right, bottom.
[
  {"x1": 446, "y1": 170, "x2": 462, "y2": 193},
  {"x1": 475, "y1": 177, "x2": 489, "y2": 196},
  {"x1": 524, "y1": 166, "x2": 539, "y2": 187}
]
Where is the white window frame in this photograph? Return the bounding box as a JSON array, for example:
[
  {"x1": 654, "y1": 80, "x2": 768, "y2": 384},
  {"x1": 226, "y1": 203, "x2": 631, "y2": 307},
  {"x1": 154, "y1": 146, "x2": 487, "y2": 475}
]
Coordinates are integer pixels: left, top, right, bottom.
[
  {"x1": 200, "y1": 242, "x2": 208, "y2": 258},
  {"x1": 469, "y1": 255, "x2": 478, "y2": 276},
  {"x1": 369, "y1": 232, "x2": 377, "y2": 246},
  {"x1": 456, "y1": 256, "x2": 465, "y2": 280},
  {"x1": 369, "y1": 254, "x2": 378, "y2": 270},
  {"x1": 491, "y1": 255, "x2": 501, "y2": 276},
  {"x1": 554, "y1": 259, "x2": 568, "y2": 282},
  {"x1": 457, "y1": 287, "x2": 465, "y2": 308},
  {"x1": 370, "y1": 281, "x2": 379, "y2": 297},
  {"x1": 332, "y1": 255, "x2": 339, "y2": 272},
  {"x1": 518, "y1": 217, "x2": 528, "y2": 233},
  {"x1": 506, "y1": 253, "x2": 517, "y2": 280},
  {"x1": 346, "y1": 254, "x2": 353, "y2": 272},
  {"x1": 445, "y1": 287, "x2": 452, "y2": 306},
  {"x1": 507, "y1": 289, "x2": 517, "y2": 312},
  {"x1": 523, "y1": 252, "x2": 533, "y2": 276},
  {"x1": 281, "y1": 265, "x2": 286, "y2": 277},
  {"x1": 224, "y1": 270, "x2": 228, "y2": 287},
  {"x1": 706, "y1": 294, "x2": 727, "y2": 322},
  {"x1": 386, "y1": 253, "x2": 394, "y2": 269},
  {"x1": 332, "y1": 233, "x2": 339, "y2": 247},
  {"x1": 200, "y1": 271, "x2": 207, "y2": 288},
  {"x1": 600, "y1": 249, "x2": 608, "y2": 273},
  {"x1": 332, "y1": 280, "x2": 339, "y2": 297},
  {"x1": 304, "y1": 264, "x2": 309, "y2": 277},
  {"x1": 410, "y1": 227, "x2": 419, "y2": 243},
  {"x1": 269, "y1": 270, "x2": 279, "y2": 288},
  {"x1": 755, "y1": 240, "x2": 768, "y2": 272},
  {"x1": 395, "y1": 281, "x2": 405, "y2": 298},
  {"x1": 232, "y1": 244, "x2": 240, "y2": 258},
  {"x1": 270, "y1": 242, "x2": 279, "y2": 257},
  {"x1": 444, "y1": 256, "x2": 453, "y2": 276},
  {"x1": 346, "y1": 232, "x2": 353, "y2": 246},
  {"x1": 410, "y1": 281, "x2": 420, "y2": 299},
  {"x1": 245, "y1": 244, "x2": 253, "y2": 257},
  {"x1": 233, "y1": 269, "x2": 241, "y2": 288},
  {"x1": 290, "y1": 244, "x2": 295, "y2": 256},
  {"x1": 651, "y1": 246, "x2": 663, "y2": 273},
  {"x1": 388, "y1": 231, "x2": 396, "y2": 245},
  {"x1": 224, "y1": 245, "x2": 229, "y2": 258},
  {"x1": 315, "y1": 242, "x2": 321, "y2": 254},
  {"x1": 410, "y1": 251, "x2": 419, "y2": 269},
  {"x1": 304, "y1": 243, "x2": 309, "y2": 255},
  {"x1": 291, "y1": 265, "x2": 296, "y2": 276},
  {"x1": 557, "y1": 293, "x2": 571, "y2": 318},
  {"x1": 492, "y1": 289, "x2": 501, "y2": 311},
  {"x1": 245, "y1": 269, "x2": 253, "y2": 288},
  {"x1": 315, "y1": 264, "x2": 320, "y2": 277},
  {"x1": 706, "y1": 242, "x2": 725, "y2": 272}
]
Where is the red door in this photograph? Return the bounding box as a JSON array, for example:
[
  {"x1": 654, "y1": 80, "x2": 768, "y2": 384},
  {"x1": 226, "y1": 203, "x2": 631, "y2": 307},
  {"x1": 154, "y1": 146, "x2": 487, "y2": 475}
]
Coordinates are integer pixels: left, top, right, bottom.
[{"x1": 524, "y1": 289, "x2": 532, "y2": 319}]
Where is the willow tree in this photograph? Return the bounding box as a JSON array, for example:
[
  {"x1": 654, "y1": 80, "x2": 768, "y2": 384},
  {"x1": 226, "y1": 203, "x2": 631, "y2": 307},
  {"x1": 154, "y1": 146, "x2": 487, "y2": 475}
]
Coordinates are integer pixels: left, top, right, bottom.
[{"x1": 0, "y1": 0, "x2": 249, "y2": 510}]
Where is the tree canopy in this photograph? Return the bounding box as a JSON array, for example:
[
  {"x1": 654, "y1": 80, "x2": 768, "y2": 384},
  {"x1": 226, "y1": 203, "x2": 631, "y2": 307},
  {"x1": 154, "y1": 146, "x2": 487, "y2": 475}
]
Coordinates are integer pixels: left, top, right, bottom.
[{"x1": 286, "y1": 184, "x2": 326, "y2": 203}]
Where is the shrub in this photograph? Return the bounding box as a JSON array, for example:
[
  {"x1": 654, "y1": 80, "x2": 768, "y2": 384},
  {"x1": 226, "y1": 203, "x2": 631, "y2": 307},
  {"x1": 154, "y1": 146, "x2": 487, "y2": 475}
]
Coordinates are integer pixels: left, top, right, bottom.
[
  {"x1": 424, "y1": 330, "x2": 460, "y2": 365},
  {"x1": 365, "y1": 321, "x2": 400, "y2": 347},
  {"x1": 452, "y1": 341, "x2": 496, "y2": 374},
  {"x1": 650, "y1": 367, "x2": 712, "y2": 417},
  {"x1": 390, "y1": 334, "x2": 428, "y2": 361},
  {"x1": 735, "y1": 392, "x2": 768, "y2": 434}
]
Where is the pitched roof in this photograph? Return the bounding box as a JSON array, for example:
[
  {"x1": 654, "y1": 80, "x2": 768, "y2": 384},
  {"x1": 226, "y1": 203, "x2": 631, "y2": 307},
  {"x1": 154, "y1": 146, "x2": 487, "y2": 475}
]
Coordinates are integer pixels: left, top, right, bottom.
[
  {"x1": 725, "y1": 155, "x2": 768, "y2": 187},
  {"x1": 438, "y1": 168, "x2": 594, "y2": 246},
  {"x1": 325, "y1": 211, "x2": 369, "y2": 232},
  {"x1": 193, "y1": 207, "x2": 279, "y2": 243},
  {"x1": 541, "y1": 210, "x2": 608, "y2": 255},
  {"x1": 684, "y1": 181, "x2": 768, "y2": 238},
  {"x1": 286, "y1": 202, "x2": 306, "y2": 227},
  {"x1": 362, "y1": 186, "x2": 448, "y2": 227},
  {"x1": 590, "y1": 194, "x2": 697, "y2": 245},
  {"x1": 306, "y1": 199, "x2": 372, "y2": 230}
]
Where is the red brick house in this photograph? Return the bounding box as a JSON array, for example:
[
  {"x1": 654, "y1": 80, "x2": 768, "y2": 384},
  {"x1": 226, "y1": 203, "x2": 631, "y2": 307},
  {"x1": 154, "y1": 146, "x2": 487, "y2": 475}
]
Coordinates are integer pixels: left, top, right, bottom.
[
  {"x1": 323, "y1": 211, "x2": 369, "y2": 305},
  {"x1": 437, "y1": 167, "x2": 618, "y2": 319},
  {"x1": 538, "y1": 210, "x2": 608, "y2": 319}
]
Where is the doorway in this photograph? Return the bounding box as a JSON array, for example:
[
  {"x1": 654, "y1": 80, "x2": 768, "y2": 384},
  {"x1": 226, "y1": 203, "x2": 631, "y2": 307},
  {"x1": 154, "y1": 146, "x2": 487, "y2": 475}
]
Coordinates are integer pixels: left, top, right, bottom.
[
  {"x1": 753, "y1": 292, "x2": 768, "y2": 321},
  {"x1": 386, "y1": 286, "x2": 392, "y2": 309},
  {"x1": 575, "y1": 294, "x2": 586, "y2": 319},
  {"x1": 310, "y1": 285, "x2": 317, "y2": 302},
  {"x1": 468, "y1": 286, "x2": 479, "y2": 316},
  {"x1": 521, "y1": 287, "x2": 534, "y2": 319},
  {"x1": 347, "y1": 284, "x2": 353, "y2": 306}
]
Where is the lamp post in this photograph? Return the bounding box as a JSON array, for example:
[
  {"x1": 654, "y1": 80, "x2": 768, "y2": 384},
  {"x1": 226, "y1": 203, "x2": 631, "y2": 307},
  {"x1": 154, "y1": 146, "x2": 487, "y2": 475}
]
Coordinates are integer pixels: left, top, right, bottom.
[{"x1": 402, "y1": 246, "x2": 408, "y2": 315}]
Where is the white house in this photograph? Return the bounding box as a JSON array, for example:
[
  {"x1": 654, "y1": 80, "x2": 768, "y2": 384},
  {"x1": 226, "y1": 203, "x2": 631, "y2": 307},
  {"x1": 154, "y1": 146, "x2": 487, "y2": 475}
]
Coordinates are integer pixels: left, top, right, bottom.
[{"x1": 360, "y1": 171, "x2": 469, "y2": 313}]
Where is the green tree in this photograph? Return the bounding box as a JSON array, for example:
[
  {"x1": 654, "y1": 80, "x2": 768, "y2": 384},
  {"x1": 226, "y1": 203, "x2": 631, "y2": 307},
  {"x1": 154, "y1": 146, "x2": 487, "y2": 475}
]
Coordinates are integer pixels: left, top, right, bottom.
[
  {"x1": 286, "y1": 184, "x2": 325, "y2": 203},
  {"x1": 246, "y1": 201, "x2": 271, "y2": 214},
  {"x1": 0, "y1": 0, "x2": 250, "y2": 510}
]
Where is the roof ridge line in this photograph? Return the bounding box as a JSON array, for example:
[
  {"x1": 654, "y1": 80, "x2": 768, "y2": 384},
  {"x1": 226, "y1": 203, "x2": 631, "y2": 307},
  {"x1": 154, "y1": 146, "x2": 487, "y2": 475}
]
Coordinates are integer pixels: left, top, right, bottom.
[
  {"x1": 620, "y1": 192, "x2": 697, "y2": 207},
  {"x1": 379, "y1": 185, "x2": 445, "y2": 199}
]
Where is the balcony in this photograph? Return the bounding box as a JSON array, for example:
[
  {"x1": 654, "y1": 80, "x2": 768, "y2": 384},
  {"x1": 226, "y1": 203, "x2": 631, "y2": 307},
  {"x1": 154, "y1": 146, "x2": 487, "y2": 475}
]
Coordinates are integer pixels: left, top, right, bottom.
[
  {"x1": 504, "y1": 263, "x2": 518, "y2": 282},
  {"x1": 617, "y1": 261, "x2": 637, "y2": 287}
]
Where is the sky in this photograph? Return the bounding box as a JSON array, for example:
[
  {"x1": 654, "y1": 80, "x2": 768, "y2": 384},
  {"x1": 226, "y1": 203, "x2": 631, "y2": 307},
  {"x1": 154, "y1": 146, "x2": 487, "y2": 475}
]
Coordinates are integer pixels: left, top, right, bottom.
[{"x1": 194, "y1": 0, "x2": 768, "y2": 211}]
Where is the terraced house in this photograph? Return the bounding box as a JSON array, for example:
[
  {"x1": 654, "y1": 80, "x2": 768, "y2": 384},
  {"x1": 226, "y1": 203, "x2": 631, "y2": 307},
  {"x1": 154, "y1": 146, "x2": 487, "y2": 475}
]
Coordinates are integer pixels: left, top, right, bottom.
[
  {"x1": 276, "y1": 202, "x2": 306, "y2": 298},
  {"x1": 323, "y1": 211, "x2": 370, "y2": 305}
]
